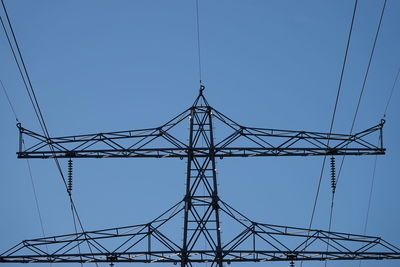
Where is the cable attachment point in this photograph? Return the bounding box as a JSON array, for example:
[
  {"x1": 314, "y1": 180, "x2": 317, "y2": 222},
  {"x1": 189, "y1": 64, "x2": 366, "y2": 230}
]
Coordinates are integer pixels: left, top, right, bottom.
[
  {"x1": 67, "y1": 159, "x2": 73, "y2": 193},
  {"x1": 199, "y1": 84, "x2": 205, "y2": 94},
  {"x1": 330, "y1": 156, "x2": 336, "y2": 194}
]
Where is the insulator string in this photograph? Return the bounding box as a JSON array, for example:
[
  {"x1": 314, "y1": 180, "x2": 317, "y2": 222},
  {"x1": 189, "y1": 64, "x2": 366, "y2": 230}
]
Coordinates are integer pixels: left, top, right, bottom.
[{"x1": 68, "y1": 159, "x2": 73, "y2": 193}]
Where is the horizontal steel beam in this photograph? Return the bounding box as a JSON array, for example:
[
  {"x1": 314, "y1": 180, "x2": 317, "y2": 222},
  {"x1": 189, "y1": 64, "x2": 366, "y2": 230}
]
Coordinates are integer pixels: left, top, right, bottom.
[
  {"x1": 2, "y1": 250, "x2": 400, "y2": 263},
  {"x1": 17, "y1": 147, "x2": 385, "y2": 159}
]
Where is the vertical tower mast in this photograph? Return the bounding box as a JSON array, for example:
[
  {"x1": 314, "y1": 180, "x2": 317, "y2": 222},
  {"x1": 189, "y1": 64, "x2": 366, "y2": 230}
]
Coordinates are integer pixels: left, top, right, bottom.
[{"x1": 182, "y1": 86, "x2": 222, "y2": 266}]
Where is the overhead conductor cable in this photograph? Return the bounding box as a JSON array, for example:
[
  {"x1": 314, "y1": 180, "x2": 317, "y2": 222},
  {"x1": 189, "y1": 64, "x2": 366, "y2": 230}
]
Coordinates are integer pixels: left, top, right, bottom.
[{"x1": 0, "y1": 1, "x2": 98, "y2": 265}]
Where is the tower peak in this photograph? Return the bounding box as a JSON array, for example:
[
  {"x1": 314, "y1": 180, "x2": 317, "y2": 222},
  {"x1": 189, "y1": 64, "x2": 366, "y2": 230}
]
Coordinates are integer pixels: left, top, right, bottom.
[{"x1": 193, "y1": 84, "x2": 209, "y2": 107}]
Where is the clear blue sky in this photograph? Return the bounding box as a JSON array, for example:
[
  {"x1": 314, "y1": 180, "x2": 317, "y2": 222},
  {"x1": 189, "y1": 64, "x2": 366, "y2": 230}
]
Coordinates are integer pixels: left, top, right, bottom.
[{"x1": 0, "y1": 1, "x2": 399, "y2": 267}]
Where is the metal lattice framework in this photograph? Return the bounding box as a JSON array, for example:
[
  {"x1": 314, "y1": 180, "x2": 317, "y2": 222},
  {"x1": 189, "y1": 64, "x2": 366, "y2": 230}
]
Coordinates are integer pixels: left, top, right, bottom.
[{"x1": 1, "y1": 87, "x2": 399, "y2": 266}]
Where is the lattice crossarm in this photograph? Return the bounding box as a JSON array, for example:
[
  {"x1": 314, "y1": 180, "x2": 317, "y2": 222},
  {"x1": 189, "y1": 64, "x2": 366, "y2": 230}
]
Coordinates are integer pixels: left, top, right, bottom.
[
  {"x1": 230, "y1": 222, "x2": 400, "y2": 261},
  {"x1": 210, "y1": 105, "x2": 385, "y2": 157},
  {"x1": 16, "y1": 108, "x2": 191, "y2": 159},
  {"x1": 215, "y1": 200, "x2": 400, "y2": 263},
  {"x1": 0, "y1": 201, "x2": 185, "y2": 264},
  {"x1": 213, "y1": 121, "x2": 384, "y2": 157}
]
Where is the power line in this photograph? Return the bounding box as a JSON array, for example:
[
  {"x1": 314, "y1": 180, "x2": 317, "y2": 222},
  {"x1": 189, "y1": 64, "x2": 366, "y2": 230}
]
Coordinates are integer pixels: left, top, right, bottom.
[
  {"x1": 0, "y1": 1, "x2": 98, "y2": 264},
  {"x1": 23, "y1": 145, "x2": 52, "y2": 267},
  {"x1": 195, "y1": 0, "x2": 203, "y2": 85},
  {"x1": 0, "y1": 79, "x2": 19, "y2": 122},
  {"x1": 383, "y1": 66, "x2": 400, "y2": 117},
  {"x1": 301, "y1": 2, "x2": 359, "y2": 264},
  {"x1": 358, "y1": 155, "x2": 378, "y2": 267},
  {"x1": 364, "y1": 165, "x2": 377, "y2": 230},
  {"x1": 0, "y1": 0, "x2": 46, "y2": 133},
  {"x1": 359, "y1": 63, "x2": 400, "y2": 267},
  {"x1": 311, "y1": 0, "x2": 358, "y2": 226},
  {"x1": 1, "y1": 0, "x2": 73, "y2": 217},
  {"x1": 335, "y1": 0, "x2": 387, "y2": 188},
  {"x1": 1, "y1": 78, "x2": 50, "y2": 267},
  {"x1": 303, "y1": 0, "x2": 358, "y2": 251},
  {"x1": 1, "y1": 78, "x2": 51, "y2": 266},
  {"x1": 349, "y1": 0, "x2": 388, "y2": 136},
  {"x1": 331, "y1": 0, "x2": 387, "y2": 201},
  {"x1": 324, "y1": 1, "x2": 388, "y2": 265}
]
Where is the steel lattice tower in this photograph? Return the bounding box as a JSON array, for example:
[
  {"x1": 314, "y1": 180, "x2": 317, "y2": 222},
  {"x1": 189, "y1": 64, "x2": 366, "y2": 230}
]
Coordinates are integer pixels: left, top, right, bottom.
[{"x1": 1, "y1": 86, "x2": 400, "y2": 266}]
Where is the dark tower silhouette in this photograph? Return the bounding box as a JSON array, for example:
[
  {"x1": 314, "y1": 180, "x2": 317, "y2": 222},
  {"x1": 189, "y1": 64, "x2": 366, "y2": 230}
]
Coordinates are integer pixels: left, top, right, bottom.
[{"x1": 1, "y1": 87, "x2": 399, "y2": 265}]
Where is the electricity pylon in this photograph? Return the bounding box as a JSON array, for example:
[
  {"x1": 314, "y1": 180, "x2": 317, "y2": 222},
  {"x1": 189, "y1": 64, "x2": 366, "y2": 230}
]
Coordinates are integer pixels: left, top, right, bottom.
[{"x1": 2, "y1": 86, "x2": 399, "y2": 266}]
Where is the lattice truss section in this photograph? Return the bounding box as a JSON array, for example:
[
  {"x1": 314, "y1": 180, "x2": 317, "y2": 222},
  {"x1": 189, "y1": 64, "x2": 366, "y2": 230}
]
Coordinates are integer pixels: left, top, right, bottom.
[
  {"x1": 17, "y1": 93, "x2": 384, "y2": 159},
  {"x1": 1, "y1": 200, "x2": 400, "y2": 264},
  {"x1": 2, "y1": 90, "x2": 398, "y2": 266}
]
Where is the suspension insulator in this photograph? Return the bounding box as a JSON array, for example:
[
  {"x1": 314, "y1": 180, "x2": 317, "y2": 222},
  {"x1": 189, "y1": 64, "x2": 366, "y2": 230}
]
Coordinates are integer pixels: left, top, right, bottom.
[
  {"x1": 290, "y1": 261, "x2": 294, "y2": 267},
  {"x1": 68, "y1": 159, "x2": 73, "y2": 192},
  {"x1": 330, "y1": 156, "x2": 336, "y2": 194}
]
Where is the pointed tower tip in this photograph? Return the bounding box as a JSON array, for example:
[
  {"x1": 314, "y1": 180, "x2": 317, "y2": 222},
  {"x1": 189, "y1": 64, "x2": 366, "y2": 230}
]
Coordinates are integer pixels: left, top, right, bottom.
[{"x1": 193, "y1": 84, "x2": 209, "y2": 107}]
